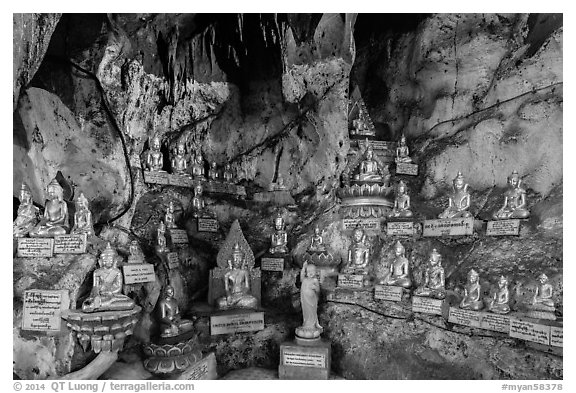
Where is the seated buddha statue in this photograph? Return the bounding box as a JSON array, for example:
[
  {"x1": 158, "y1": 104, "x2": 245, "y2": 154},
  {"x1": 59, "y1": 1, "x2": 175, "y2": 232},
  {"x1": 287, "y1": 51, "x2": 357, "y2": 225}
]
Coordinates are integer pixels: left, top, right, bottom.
[
  {"x1": 13, "y1": 183, "x2": 39, "y2": 238},
  {"x1": 395, "y1": 134, "x2": 413, "y2": 164},
  {"x1": 528, "y1": 273, "x2": 555, "y2": 312},
  {"x1": 127, "y1": 240, "x2": 145, "y2": 264},
  {"x1": 350, "y1": 106, "x2": 375, "y2": 137},
  {"x1": 355, "y1": 143, "x2": 384, "y2": 182},
  {"x1": 343, "y1": 226, "x2": 370, "y2": 275},
  {"x1": 191, "y1": 152, "x2": 205, "y2": 180},
  {"x1": 459, "y1": 269, "x2": 484, "y2": 311},
  {"x1": 158, "y1": 285, "x2": 194, "y2": 338},
  {"x1": 82, "y1": 243, "x2": 135, "y2": 313},
  {"x1": 414, "y1": 249, "x2": 446, "y2": 299},
  {"x1": 223, "y1": 164, "x2": 234, "y2": 183},
  {"x1": 269, "y1": 214, "x2": 289, "y2": 255},
  {"x1": 308, "y1": 225, "x2": 326, "y2": 252},
  {"x1": 191, "y1": 184, "x2": 206, "y2": 218},
  {"x1": 170, "y1": 142, "x2": 188, "y2": 176},
  {"x1": 143, "y1": 134, "x2": 164, "y2": 172},
  {"x1": 438, "y1": 171, "x2": 473, "y2": 219},
  {"x1": 71, "y1": 192, "x2": 95, "y2": 236},
  {"x1": 208, "y1": 161, "x2": 219, "y2": 181},
  {"x1": 493, "y1": 170, "x2": 530, "y2": 220},
  {"x1": 389, "y1": 180, "x2": 413, "y2": 218},
  {"x1": 216, "y1": 243, "x2": 259, "y2": 310},
  {"x1": 164, "y1": 201, "x2": 177, "y2": 229},
  {"x1": 486, "y1": 275, "x2": 510, "y2": 314},
  {"x1": 29, "y1": 178, "x2": 70, "y2": 237},
  {"x1": 380, "y1": 241, "x2": 412, "y2": 289}
]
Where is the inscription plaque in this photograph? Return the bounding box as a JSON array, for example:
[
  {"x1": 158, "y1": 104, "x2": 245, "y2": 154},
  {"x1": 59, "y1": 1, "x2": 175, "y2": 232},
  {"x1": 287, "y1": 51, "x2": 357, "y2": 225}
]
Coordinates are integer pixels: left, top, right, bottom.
[
  {"x1": 178, "y1": 353, "x2": 217, "y2": 380},
  {"x1": 423, "y1": 217, "x2": 474, "y2": 237},
  {"x1": 448, "y1": 307, "x2": 482, "y2": 328},
  {"x1": 22, "y1": 289, "x2": 68, "y2": 332},
  {"x1": 166, "y1": 252, "x2": 180, "y2": 270},
  {"x1": 395, "y1": 162, "x2": 419, "y2": 176},
  {"x1": 17, "y1": 238, "x2": 54, "y2": 258},
  {"x1": 550, "y1": 326, "x2": 563, "y2": 348},
  {"x1": 509, "y1": 318, "x2": 551, "y2": 345},
  {"x1": 198, "y1": 218, "x2": 219, "y2": 233},
  {"x1": 168, "y1": 175, "x2": 194, "y2": 188},
  {"x1": 283, "y1": 351, "x2": 326, "y2": 368},
  {"x1": 374, "y1": 285, "x2": 403, "y2": 302},
  {"x1": 261, "y1": 257, "x2": 284, "y2": 272},
  {"x1": 210, "y1": 311, "x2": 265, "y2": 335},
  {"x1": 337, "y1": 274, "x2": 364, "y2": 289},
  {"x1": 143, "y1": 171, "x2": 171, "y2": 185},
  {"x1": 480, "y1": 312, "x2": 511, "y2": 333},
  {"x1": 122, "y1": 264, "x2": 156, "y2": 284},
  {"x1": 53, "y1": 234, "x2": 87, "y2": 254},
  {"x1": 342, "y1": 218, "x2": 381, "y2": 231},
  {"x1": 169, "y1": 229, "x2": 189, "y2": 245},
  {"x1": 412, "y1": 296, "x2": 443, "y2": 315},
  {"x1": 486, "y1": 220, "x2": 521, "y2": 236},
  {"x1": 386, "y1": 221, "x2": 415, "y2": 236}
]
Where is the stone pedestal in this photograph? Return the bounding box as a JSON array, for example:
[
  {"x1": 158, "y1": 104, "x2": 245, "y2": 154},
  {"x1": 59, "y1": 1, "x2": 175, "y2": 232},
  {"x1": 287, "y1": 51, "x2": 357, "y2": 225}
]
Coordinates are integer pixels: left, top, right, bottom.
[
  {"x1": 143, "y1": 335, "x2": 203, "y2": 376},
  {"x1": 278, "y1": 340, "x2": 331, "y2": 380}
]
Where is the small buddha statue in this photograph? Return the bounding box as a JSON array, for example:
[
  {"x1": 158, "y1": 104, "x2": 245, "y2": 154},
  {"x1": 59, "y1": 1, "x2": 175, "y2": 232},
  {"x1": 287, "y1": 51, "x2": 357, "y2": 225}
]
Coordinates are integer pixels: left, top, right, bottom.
[
  {"x1": 269, "y1": 214, "x2": 289, "y2": 255},
  {"x1": 355, "y1": 142, "x2": 384, "y2": 182},
  {"x1": 191, "y1": 184, "x2": 206, "y2": 218},
  {"x1": 191, "y1": 151, "x2": 205, "y2": 180},
  {"x1": 216, "y1": 243, "x2": 259, "y2": 310},
  {"x1": 350, "y1": 106, "x2": 375, "y2": 137},
  {"x1": 158, "y1": 285, "x2": 194, "y2": 338},
  {"x1": 486, "y1": 275, "x2": 510, "y2": 314},
  {"x1": 459, "y1": 269, "x2": 484, "y2": 311},
  {"x1": 13, "y1": 183, "x2": 39, "y2": 238},
  {"x1": 395, "y1": 134, "x2": 413, "y2": 164},
  {"x1": 170, "y1": 142, "x2": 188, "y2": 176},
  {"x1": 143, "y1": 134, "x2": 164, "y2": 172},
  {"x1": 71, "y1": 192, "x2": 95, "y2": 236},
  {"x1": 308, "y1": 225, "x2": 326, "y2": 252},
  {"x1": 127, "y1": 240, "x2": 145, "y2": 264},
  {"x1": 343, "y1": 226, "x2": 370, "y2": 275},
  {"x1": 82, "y1": 243, "x2": 135, "y2": 313},
  {"x1": 29, "y1": 178, "x2": 70, "y2": 237},
  {"x1": 295, "y1": 262, "x2": 323, "y2": 339},
  {"x1": 380, "y1": 241, "x2": 412, "y2": 288},
  {"x1": 493, "y1": 170, "x2": 530, "y2": 220},
  {"x1": 438, "y1": 171, "x2": 473, "y2": 219},
  {"x1": 156, "y1": 221, "x2": 167, "y2": 253},
  {"x1": 223, "y1": 164, "x2": 234, "y2": 183},
  {"x1": 527, "y1": 273, "x2": 555, "y2": 312},
  {"x1": 208, "y1": 161, "x2": 219, "y2": 181},
  {"x1": 414, "y1": 249, "x2": 446, "y2": 299},
  {"x1": 389, "y1": 180, "x2": 413, "y2": 218},
  {"x1": 164, "y1": 201, "x2": 177, "y2": 229}
]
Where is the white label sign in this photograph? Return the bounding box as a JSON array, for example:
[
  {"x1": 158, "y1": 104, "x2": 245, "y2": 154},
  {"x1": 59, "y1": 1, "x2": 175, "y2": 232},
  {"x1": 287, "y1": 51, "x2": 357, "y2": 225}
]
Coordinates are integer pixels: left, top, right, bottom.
[
  {"x1": 144, "y1": 171, "x2": 171, "y2": 185},
  {"x1": 338, "y1": 274, "x2": 364, "y2": 289},
  {"x1": 342, "y1": 218, "x2": 381, "y2": 231},
  {"x1": 386, "y1": 221, "x2": 415, "y2": 236},
  {"x1": 122, "y1": 264, "x2": 156, "y2": 284},
  {"x1": 486, "y1": 220, "x2": 521, "y2": 236},
  {"x1": 198, "y1": 218, "x2": 219, "y2": 233},
  {"x1": 17, "y1": 238, "x2": 54, "y2": 258},
  {"x1": 169, "y1": 229, "x2": 189, "y2": 245},
  {"x1": 396, "y1": 162, "x2": 419, "y2": 176},
  {"x1": 550, "y1": 326, "x2": 563, "y2": 348},
  {"x1": 283, "y1": 351, "x2": 326, "y2": 368},
  {"x1": 261, "y1": 258, "x2": 284, "y2": 272},
  {"x1": 448, "y1": 307, "x2": 482, "y2": 328},
  {"x1": 423, "y1": 217, "x2": 474, "y2": 237},
  {"x1": 480, "y1": 312, "x2": 511, "y2": 333},
  {"x1": 53, "y1": 234, "x2": 87, "y2": 254},
  {"x1": 374, "y1": 285, "x2": 403, "y2": 302},
  {"x1": 166, "y1": 252, "x2": 180, "y2": 269},
  {"x1": 22, "y1": 289, "x2": 68, "y2": 332},
  {"x1": 509, "y1": 318, "x2": 551, "y2": 345},
  {"x1": 210, "y1": 312, "x2": 265, "y2": 335},
  {"x1": 412, "y1": 296, "x2": 443, "y2": 315}
]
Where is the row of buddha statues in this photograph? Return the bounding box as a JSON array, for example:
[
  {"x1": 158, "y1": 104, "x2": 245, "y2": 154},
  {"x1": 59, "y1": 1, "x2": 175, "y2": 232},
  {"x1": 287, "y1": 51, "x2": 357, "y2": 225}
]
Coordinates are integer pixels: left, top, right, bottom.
[{"x1": 142, "y1": 134, "x2": 237, "y2": 183}]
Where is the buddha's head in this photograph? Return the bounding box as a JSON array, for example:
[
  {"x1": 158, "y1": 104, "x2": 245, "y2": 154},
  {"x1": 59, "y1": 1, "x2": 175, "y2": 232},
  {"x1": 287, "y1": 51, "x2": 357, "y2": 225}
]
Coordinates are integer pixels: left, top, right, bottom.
[
  {"x1": 231, "y1": 242, "x2": 245, "y2": 268},
  {"x1": 468, "y1": 269, "x2": 479, "y2": 284},
  {"x1": 195, "y1": 184, "x2": 203, "y2": 196},
  {"x1": 275, "y1": 214, "x2": 285, "y2": 231},
  {"x1": 168, "y1": 201, "x2": 174, "y2": 213},
  {"x1": 508, "y1": 170, "x2": 520, "y2": 188},
  {"x1": 429, "y1": 249, "x2": 441, "y2": 266},
  {"x1": 20, "y1": 183, "x2": 32, "y2": 204},
  {"x1": 400, "y1": 134, "x2": 407, "y2": 146},
  {"x1": 164, "y1": 285, "x2": 174, "y2": 298},
  {"x1": 366, "y1": 143, "x2": 374, "y2": 160},
  {"x1": 397, "y1": 180, "x2": 407, "y2": 195},
  {"x1": 225, "y1": 163, "x2": 231, "y2": 171},
  {"x1": 150, "y1": 134, "x2": 161, "y2": 151},
  {"x1": 76, "y1": 192, "x2": 89, "y2": 210},
  {"x1": 176, "y1": 142, "x2": 186, "y2": 156},
  {"x1": 196, "y1": 152, "x2": 203, "y2": 163},
  {"x1": 537, "y1": 273, "x2": 549, "y2": 284},
  {"x1": 314, "y1": 225, "x2": 321, "y2": 236},
  {"x1": 394, "y1": 241, "x2": 405, "y2": 257},
  {"x1": 306, "y1": 264, "x2": 317, "y2": 278},
  {"x1": 498, "y1": 275, "x2": 508, "y2": 289},
  {"x1": 158, "y1": 221, "x2": 166, "y2": 234},
  {"x1": 353, "y1": 227, "x2": 364, "y2": 243},
  {"x1": 99, "y1": 243, "x2": 117, "y2": 269},
  {"x1": 129, "y1": 240, "x2": 141, "y2": 255},
  {"x1": 46, "y1": 178, "x2": 63, "y2": 201},
  {"x1": 453, "y1": 171, "x2": 465, "y2": 191},
  {"x1": 211, "y1": 161, "x2": 217, "y2": 169}
]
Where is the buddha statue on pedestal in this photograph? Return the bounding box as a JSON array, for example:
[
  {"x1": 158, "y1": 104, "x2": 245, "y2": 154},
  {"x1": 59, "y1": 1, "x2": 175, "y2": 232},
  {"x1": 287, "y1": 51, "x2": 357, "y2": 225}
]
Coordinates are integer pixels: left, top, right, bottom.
[
  {"x1": 459, "y1": 269, "x2": 484, "y2": 311},
  {"x1": 343, "y1": 226, "x2": 370, "y2": 275},
  {"x1": 350, "y1": 106, "x2": 375, "y2": 137},
  {"x1": 380, "y1": 241, "x2": 412, "y2": 288},
  {"x1": 143, "y1": 134, "x2": 164, "y2": 172},
  {"x1": 493, "y1": 170, "x2": 530, "y2": 220},
  {"x1": 389, "y1": 180, "x2": 413, "y2": 218},
  {"x1": 170, "y1": 142, "x2": 188, "y2": 176},
  {"x1": 414, "y1": 249, "x2": 446, "y2": 299},
  {"x1": 295, "y1": 262, "x2": 323, "y2": 340},
  {"x1": 308, "y1": 225, "x2": 326, "y2": 252},
  {"x1": 158, "y1": 285, "x2": 194, "y2": 338},
  {"x1": 165, "y1": 201, "x2": 177, "y2": 229},
  {"x1": 216, "y1": 243, "x2": 259, "y2": 310},
  {"x1": 223, "y1": 164, "x2": 234, "y2": 183},
  {"x1": 269, "y1": 214, "x2": 288, "y2": 255},
  {"x1": 82, "y1": 243, "x2": 135, "y2": 313},
  {"x1": 191, "y1": 152, "x2": 205, "y2": 180},
  {"x1": 395, "y1": 134, "x2": 413, "y2": 164},
  {"x1": 208, "y1": 161, "x2": 219, "y2": 181},
  {"x1": 486, "y1": 275, "x2": 510, "y2": 314},
  {"x1": 29, "y1": 178, "x2": 70, "y2": 237},
  {"x1": 71, "y1": 192, "x2": 95, "y2": 236},
  {"x1": 438, "y1": 171, "x2": 472, "y2": 219},
  {"x1": 355, "y1": 143, "x2": 384, "y2": 182},
  {"x1": 13, "y1": 183, "x2": 39, "y2": 238}
]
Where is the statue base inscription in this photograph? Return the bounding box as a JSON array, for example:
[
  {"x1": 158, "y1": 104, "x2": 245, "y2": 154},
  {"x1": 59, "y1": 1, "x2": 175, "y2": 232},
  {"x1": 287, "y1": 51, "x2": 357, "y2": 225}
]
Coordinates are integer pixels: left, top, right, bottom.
[
  {"x1": 177, "y1": 352, "x2": 218, "y2": 380},
  {"x1": 374, "y1": 285, "x2": 404, "y2": 302},
  {"x1": 278, "y1": 340, "x2": 331, "y2": 380},
  {"x1": 261, "y1": 257, "x2": 285, "y2": 272},
  {"x1": 412, "y1": 296, "x2": 443, "y2": 315},
  {"x1": 509, "y1": 317, "x2": 553, "y2": 346},
  {"x1": 386, "y1": 221, "x2": 415, "y2": 236},
  {"x1": 337, "y1": 274, "x2": 365, "y2": 289},
  {"x1": 168, "y1": 229, "x2": 189, "y2": 246},
  {"x1": 395, "y1": 162, "x2": 419, "y2": 176},
  {"x1": 54, "y1": 234, "x2": 87, "y2": 254},
  {"x1": 122, "y1": 264, "x2": 156, "y2": 284},
  {"x1": 210, "y1": 310, "x2": 265, "y2": 335},
  {"x1": 342, "y1": 218, "x2": 381, "y2": 232},
  {"x1": 17, "y1": 238, "x2": 54, "y2": 258},
  {"x1": 486, "y1": 220, "x2": 521, "y2": 236},
  {"x1": 143, "y1": 171, "x2": 171, "y2": 185},
  {"x1": 423, "y1": 217, "x2": 474, "y2": 237},
  {"x1": 166, "y1": 252, "x2": 180, "y2": 270},
  {"x1": 448, "y1": 307, "x2": 482, "y2": 328},
  {"x1": 198, "y1": 218, "x2": 219, "y2": 233},
  {"x1": 22, "y1": 289, "x2": 69, "y2": 333}
]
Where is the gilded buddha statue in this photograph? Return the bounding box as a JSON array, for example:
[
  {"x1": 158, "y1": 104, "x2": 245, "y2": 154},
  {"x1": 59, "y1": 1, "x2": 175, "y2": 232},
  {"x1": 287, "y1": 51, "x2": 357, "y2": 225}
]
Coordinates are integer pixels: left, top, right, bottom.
[
  {"x1": 438, "y1": 171, "x2": 472, "y2": 219},
  {"x1": 208, "y1": 161, "x2": 219, "y2": 181},
  {"x1": 308, "y1": 225, "x2": 326, "y2": 252},
  {"x1": 191, "y1": 151, "x2": 205, "y2": 180},
  {"x1": 143, "y1": 134, "x2": 164, "y2": 172},
  {"x1": 395, "y1": 134, "x2": 413, "y2": 164},
  {"x1": 414, "y1": 249, "x2": 446, "y2": 299},
  {"x1": 29, "y1": 178, "x2": 69, "y2": 237},
  {"x1": 486, "y1": 275, "x2": 510, "y2": 314},
  {"x1": 269, "y1": 214, "x2": 289, "y2": 255},
  {"x1": 380, "y1": 241, "x2": 412, "y2": 289},
  {"x1": 350, "y1": 106, "x2": 375, "y2": 137},
  {"x1": 191, "y1": 184, "x2": 206, "y2": 219},
  {"x1": 171, "y1": 142, "x2": 188, "y2": 176},
  {"x1": 389, "y1": 180, "x2": 413, "y2": 218},
  {"x1": 493, "y1": 170, "x2": 530, "y2": 220},
  {"x1": 216, "y1": 243, "x2": 259, "y2": 310},
  {"x1": 158, "y1": 285, "x2": 194, "y2": 338},
  {"x1": 295, "y1": 262, "x2": 323, "y2": 339},
  {"x1": 71, "y1": 192, "x2": 95, "y2": 236},
  {"x1": 13, "y1": 183, "x2": 39, "y2": 238},
  {"x1": 527, "y1": 273, "x2": 555, "y2": 312},
  {"x1": 82, "y1": 243, "x2": 135, "y2": 313},
  {"x1": 459, "y1": 269, "x2": 484, "y2": 311},
  {"x1": 343, "y1": 226, "x2": 370, "y2": 275},
  {"x1": 355, "y1": 143, "x2": 384, "y2": 182},
  {"x1": 127, "y1": 240, "x2": 145, "y2": 264},
  {"x1": 223, "y1": 164, "x2": 234, "y2": 183},
  {"x1": 165, "y1": 201, "x2": 177, "y2": 229}
]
